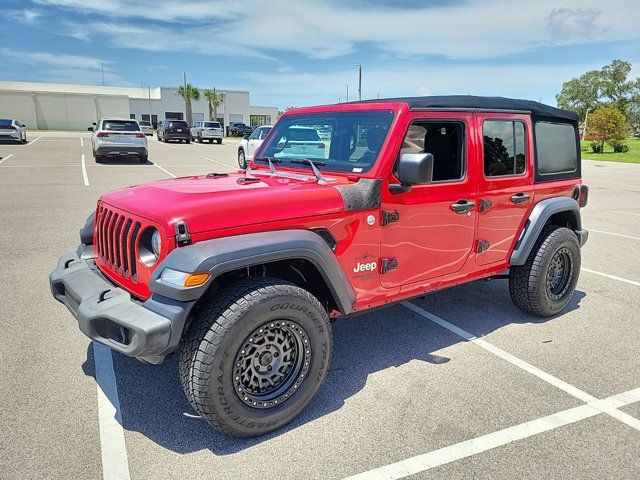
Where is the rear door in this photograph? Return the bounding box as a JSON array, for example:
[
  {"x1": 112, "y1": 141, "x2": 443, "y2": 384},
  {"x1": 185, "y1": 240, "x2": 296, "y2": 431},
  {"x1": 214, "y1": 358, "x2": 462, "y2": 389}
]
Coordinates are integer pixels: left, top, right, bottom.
[{"x1": 475, "y1": 113, "x2": 535, "y2": 265}]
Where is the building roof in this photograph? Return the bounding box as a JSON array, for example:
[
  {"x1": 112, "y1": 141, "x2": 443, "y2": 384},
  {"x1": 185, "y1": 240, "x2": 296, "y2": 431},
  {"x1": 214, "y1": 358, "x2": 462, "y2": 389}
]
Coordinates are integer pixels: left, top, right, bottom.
[{"x1": 358, "y1": 95, "x2": 578, "y2": 122}]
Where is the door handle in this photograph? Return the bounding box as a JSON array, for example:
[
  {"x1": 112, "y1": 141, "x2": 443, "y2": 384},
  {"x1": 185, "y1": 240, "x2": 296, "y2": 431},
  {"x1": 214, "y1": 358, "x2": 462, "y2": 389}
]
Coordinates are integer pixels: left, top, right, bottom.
[
  {"x1": 510, "y1": 192, "x2": 531, "y2": 205},
  {"x1": 450, "y1": 199, "x2": 475, "y2": 214}
]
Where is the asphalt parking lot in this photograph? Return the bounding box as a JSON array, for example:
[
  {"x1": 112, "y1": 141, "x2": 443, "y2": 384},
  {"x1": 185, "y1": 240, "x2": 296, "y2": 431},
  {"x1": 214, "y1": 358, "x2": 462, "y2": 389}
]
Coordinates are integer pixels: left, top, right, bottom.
[{"x1": 1, "y1": 132, "x2": 639, "y2": 480}]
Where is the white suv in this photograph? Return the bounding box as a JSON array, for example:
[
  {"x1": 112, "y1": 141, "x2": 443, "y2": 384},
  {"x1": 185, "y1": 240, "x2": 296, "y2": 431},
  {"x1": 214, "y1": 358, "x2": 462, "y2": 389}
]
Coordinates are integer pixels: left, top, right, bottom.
[
  {"x1": 237, "y1": 125, "x2": 272, "y2": 168},
  {"x1": 191, "y1": 121, "x2": 223, "y2": 144},
  {"x1": 90, "y1": 118, "x2": 148, "y2": 163}
]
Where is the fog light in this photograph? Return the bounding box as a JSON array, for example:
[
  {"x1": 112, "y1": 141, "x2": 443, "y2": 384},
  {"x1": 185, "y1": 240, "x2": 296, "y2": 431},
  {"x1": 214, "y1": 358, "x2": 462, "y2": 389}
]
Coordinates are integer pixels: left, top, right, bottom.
[{"x1": 160, "y1": 268, "x2": 210, "y2": 288}]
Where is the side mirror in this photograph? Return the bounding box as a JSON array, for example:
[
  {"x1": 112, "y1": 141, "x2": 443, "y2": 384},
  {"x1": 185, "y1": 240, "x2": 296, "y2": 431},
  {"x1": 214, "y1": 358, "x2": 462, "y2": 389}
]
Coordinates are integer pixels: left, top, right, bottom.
[
  {"x1": 22, "y1": 124, "x2": 26, "y2": 128},
  {"x1": 87, "y1": 127, "x2": 94, "y2": 132},
  {"x1": 389, "y1": 153, "x2": 434, "y2": 194},
  {"x1": 92, "y1": 122, "x2": 97, "y2": 126},
  {"x1": 243, "y1": 134, "x2": 250, "y2": 140}
]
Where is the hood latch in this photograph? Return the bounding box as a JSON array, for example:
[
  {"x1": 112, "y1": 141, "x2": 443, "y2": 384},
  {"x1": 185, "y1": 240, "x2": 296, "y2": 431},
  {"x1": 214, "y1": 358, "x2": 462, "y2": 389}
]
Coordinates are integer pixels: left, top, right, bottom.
[{"x1": 175, "y1": 220, "x2": 191, "y2": 246}]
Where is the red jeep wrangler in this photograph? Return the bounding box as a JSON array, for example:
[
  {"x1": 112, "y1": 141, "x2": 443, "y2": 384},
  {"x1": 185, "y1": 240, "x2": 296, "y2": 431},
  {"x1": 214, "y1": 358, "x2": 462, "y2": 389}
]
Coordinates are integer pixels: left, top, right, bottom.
[{"x1": 51, "y1": 96, "x2": 588, "y2": 437}]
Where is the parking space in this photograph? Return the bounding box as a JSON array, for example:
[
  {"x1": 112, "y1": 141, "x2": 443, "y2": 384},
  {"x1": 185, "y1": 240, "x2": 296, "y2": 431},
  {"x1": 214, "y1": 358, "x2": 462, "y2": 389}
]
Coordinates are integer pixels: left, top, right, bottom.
[{"x1": 1, "y1": 133, "x2": 639, "y2": 479}]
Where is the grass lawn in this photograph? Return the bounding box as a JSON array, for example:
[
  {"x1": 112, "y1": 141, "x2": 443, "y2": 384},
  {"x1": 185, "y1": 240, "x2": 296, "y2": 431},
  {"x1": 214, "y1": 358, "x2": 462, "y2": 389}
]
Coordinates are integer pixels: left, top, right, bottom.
[{"x1": 581, "y1": 138, "x2": 640, "y2": 163}]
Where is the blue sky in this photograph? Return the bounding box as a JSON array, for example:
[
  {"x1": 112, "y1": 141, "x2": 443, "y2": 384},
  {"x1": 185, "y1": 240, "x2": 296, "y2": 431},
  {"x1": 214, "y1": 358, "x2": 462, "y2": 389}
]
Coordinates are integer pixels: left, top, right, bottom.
[{"x1": 1, "y1": 0, "x2": 638, "y2": 109}]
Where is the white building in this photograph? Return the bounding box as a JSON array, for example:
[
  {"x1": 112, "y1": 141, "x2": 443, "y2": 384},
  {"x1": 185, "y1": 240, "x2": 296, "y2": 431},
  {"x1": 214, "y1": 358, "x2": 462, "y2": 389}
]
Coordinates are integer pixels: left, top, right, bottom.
[{"x1": 0, "y1": 81, "x2": 278, "y2": 131}]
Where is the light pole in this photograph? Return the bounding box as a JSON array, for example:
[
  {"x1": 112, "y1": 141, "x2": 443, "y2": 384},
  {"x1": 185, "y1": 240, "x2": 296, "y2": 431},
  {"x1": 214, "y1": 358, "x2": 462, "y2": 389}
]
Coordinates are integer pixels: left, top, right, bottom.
[
  {"x1": 147, "y1": 83, "x2": 152, "y2": 122},
  {"x1": 345, "y1": 84, "x2": 349, "y2": 102},
  {"x1": 355, "y1": 63, "x2": 362, "y2": 101},
  {"x1": 182, "y1": 69, "x2": 187, "y2": 90}
]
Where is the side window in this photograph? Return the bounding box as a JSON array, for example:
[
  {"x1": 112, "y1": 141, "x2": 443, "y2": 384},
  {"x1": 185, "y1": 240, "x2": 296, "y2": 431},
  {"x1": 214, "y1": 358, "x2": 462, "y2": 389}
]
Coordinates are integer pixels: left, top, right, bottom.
[
  {"x1": 249, "y1": 127, "x2": 261, "y2": 140},
  {"x1": 535, "y1": 122, "x2": 578, "y2": 175},
  {"x1": 398, "y1": 121, "x2": 465, "y2": 182},
  {"x1": 483, "y1": 120, "x2": 526, "y2": 177},
  {"x1": 259, "y1": 128, "x2": 271, "y2": 140}
]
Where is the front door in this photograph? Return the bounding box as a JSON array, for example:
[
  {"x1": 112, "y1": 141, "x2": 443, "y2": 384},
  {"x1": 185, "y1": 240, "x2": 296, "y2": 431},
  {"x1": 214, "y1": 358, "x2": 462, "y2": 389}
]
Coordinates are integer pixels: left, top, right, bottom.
[
  {"x1": 247, "y1": 127, "x2": 266, "y2": 158},
  {"x1": 475, "y1": 114, "x2": 535, "y2": 265},
  {"x1": 380, "y1": 115, "x2": 477, "y2": 289}
]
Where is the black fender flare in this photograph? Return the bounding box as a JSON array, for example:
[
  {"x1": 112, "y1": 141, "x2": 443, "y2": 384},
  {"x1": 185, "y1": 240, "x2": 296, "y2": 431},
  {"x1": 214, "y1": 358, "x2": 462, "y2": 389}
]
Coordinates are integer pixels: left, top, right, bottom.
[
  {"x1": 149, "y1": 229, "x2": 356, "y2": 315},
  {"x1": 510, "y1": 196, "x2": 585, "y2": 266}
]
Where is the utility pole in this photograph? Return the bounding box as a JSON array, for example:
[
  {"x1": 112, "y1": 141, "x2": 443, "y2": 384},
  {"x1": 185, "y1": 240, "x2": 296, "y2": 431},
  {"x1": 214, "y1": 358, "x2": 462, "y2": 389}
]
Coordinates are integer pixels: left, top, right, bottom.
[
  {"x1": 345, "y1": 84, "x2": 349, "y2": 102},
  {"x1": 183, "y1": 70, "x2": 187, "y2": 90},
  {"x1": 101, "y1": 62, "x2": 105, "y2": 86},
  {"x1": 147, "y1": 83, "x2": 152, "y2": 122},
  {"x1": 355, "y1": 64, "x2": 362, "y2": 101}
]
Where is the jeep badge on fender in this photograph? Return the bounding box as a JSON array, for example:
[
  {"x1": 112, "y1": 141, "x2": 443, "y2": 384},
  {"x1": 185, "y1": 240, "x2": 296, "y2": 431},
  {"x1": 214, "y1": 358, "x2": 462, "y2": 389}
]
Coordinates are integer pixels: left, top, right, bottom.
[{"x1": 50, "y1": 96, "x2": 588, "y2": 438}]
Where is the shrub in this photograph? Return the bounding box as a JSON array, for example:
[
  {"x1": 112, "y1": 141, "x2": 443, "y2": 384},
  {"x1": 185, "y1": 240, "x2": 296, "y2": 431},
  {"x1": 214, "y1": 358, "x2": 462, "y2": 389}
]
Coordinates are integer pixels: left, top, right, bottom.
[
  {"x1": 611, "y1": 141, "x2": 630, "y2": 153},
  {"x1": 587, "y1": 106, "x2": 628, "y2": 153},
  {"x1": 590, "y1": 142, "x2": 604, "y2": 154}
]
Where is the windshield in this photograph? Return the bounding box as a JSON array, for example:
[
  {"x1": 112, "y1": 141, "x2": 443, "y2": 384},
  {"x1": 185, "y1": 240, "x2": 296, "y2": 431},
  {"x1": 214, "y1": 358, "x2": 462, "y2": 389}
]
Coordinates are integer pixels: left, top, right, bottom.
[
  {"x1": 259, "y1": 110, "x2": 394, "y2": 173},
  {"x1": 203, "y1": 122, "x2": 221, "y2": 128},
  {"x1": 103, "y1": 120, "x2": 140, "y2": 132}
]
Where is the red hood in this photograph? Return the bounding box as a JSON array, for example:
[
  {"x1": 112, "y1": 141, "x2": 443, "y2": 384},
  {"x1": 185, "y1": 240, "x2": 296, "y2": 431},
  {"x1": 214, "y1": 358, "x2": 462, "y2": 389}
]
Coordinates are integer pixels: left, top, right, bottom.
[{"x1": 100, "y1": 171, "x2": 348, "y2": 236}]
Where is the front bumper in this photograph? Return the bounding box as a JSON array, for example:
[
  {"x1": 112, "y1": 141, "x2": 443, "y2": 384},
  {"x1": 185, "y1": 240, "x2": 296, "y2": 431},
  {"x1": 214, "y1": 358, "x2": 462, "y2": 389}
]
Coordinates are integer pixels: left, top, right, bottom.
[
  {"x1": 96, "y1": 145, "x2": 147, "y2": 157},
  {"x1": 50, "y1": 248, "x2": 189, "y2": 363}
]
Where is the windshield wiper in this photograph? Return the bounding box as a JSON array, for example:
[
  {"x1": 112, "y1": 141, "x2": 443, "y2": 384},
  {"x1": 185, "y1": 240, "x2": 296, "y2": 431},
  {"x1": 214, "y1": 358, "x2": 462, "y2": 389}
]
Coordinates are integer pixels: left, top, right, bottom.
[
  {"x1": 253, "y1": 156, "x2": 280, "y2": 173},
  {"x1": 290, "y1": 159, "x2": 326, "y2": 167}
]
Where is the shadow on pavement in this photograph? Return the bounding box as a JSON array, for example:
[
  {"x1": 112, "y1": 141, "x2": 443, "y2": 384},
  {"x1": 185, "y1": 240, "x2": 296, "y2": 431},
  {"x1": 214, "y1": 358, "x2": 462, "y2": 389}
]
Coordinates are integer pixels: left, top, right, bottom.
[{"x1": 82, "y1": 279, "x2": 585, "y2": 455}]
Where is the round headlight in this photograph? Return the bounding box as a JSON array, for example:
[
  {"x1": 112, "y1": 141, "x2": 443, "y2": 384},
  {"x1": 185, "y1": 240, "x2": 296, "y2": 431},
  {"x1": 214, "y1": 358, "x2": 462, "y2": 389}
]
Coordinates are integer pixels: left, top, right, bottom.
[
  {"x1": 139, "y1": 227, "x2": 161, "y2": 267},
  {"x1": 151, "y1": 229, "x2": 161, "y2": 256}
]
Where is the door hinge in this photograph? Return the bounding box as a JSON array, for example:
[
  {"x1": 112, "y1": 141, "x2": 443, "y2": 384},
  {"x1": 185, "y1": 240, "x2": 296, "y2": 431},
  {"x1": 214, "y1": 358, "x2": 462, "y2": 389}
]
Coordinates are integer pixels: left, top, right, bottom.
[
  {"x1": 381, "y1": 210, "x2": 400, "y2": 226},
  {"x1": 381, "y1": 258, "x2": 399, "y2": 274},
  {"x1": 479, "y1": 199, "x2": 493, "y2": 212},
  {"x1": 476, "y1": 240, "x2": 490, "y2": 253},
  {"x1": 175, "y1": 220, "x2": 191, "y2": 246}
]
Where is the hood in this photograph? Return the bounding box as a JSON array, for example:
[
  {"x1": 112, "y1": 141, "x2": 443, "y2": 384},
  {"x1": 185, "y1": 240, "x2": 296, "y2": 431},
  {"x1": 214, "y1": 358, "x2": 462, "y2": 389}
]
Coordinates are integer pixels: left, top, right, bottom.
[{"x1": 101, "y1": 171, "x2": 349, "y2": 235}]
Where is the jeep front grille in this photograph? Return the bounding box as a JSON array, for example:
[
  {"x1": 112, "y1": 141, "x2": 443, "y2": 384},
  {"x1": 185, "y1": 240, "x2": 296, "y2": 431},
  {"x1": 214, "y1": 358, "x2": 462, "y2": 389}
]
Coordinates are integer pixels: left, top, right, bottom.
[{"x1": 96, "y1": 205, "x2": 141, "y2": 281}]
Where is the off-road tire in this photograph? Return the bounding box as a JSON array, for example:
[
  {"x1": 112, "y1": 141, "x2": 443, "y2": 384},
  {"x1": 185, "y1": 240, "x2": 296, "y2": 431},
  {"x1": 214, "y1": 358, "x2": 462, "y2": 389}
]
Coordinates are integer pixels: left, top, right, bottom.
[
  {"x1": 509, "y1": 225, "x2": 580, "y2": 317},
  {"x1": 179, "y1": 277, "x2": 332, "y2": 437},
  {"x1": 238, "y1": 149, "x2": 246, "y2": 169}
]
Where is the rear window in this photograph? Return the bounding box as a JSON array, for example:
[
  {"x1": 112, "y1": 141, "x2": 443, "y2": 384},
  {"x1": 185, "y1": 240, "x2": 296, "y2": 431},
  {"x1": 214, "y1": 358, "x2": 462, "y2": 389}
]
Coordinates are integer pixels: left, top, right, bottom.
[
  {"x1": 203, "y1": 122, "x2": 221, "y2": 128},
  {"x1": 103, "y1": 120, "x2": 140, "y2": 132},
  {"x1": 139, "y1": 121, "x2": 151, "y2": 126},
  {"x1": 170, "y1": 121, "x2": 189, "y2": 128},
  {"x1": 0, "y1": 119, "x2": 13, "y2": 127},
  {"x1": 289, "y1": 128, "x2": 321, "y2": 142},
  {"x1": 535, "y1": 122, "x2": 578, "y2": 175}
]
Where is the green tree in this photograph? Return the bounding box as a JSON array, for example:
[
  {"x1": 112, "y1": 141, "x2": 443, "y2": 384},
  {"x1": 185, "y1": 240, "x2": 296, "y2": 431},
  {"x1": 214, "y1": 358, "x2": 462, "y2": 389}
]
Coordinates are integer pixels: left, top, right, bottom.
[
  {"x1": 588, "y1": 105, "x2": 628, "y2": 153},
  {"x1": 557, "y1": 59, "x2": 640, "y2": 124},
  {"x1": 203, "y1": 87, "x2": 224, "y2": 122},
  {"x1": 177, "y1": 83, "x2": 200, "y2": 126}
]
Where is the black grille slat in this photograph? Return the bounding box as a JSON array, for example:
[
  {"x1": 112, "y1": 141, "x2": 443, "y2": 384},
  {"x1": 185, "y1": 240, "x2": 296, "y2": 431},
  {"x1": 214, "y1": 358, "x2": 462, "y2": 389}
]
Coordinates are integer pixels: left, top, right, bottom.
[{"x1": 95, "y1": 206, "x2": 141, "y2": 284}]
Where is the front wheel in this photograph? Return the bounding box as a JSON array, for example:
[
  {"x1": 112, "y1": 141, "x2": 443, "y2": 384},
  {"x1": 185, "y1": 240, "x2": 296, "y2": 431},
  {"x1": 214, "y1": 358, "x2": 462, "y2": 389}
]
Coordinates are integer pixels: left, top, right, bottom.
[
  {"x1": 509, "y1": 225, "x2": 580, "y2": 317},
  {"x1": 238, "y1": 149, "x2": 247, "y2": 169},
  {"x1": 179, "y1": 277, "x2": 332, "y2": 437}
]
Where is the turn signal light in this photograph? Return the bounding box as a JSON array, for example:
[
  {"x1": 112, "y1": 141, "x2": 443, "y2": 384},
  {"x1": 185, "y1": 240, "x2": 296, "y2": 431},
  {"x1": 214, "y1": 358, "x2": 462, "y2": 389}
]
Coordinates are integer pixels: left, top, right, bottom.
[{"x1": 184, "y1": 273, "x2": 210, "y2": 287}]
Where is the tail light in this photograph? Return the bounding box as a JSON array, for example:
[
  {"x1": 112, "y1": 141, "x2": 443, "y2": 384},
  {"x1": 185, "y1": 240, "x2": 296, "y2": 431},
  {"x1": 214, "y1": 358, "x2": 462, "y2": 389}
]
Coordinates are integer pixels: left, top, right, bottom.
[
  {"x1": 316, "y1": 143, "x2": 325, "y2": 149},
  {"x1": 97, "y1": 132, "x2": 109, "y2": 138},
  {"x1": 135, "y1": 133, "x2": 145, "y2": 138},
  {"x1": 579, "y1": 185, "x2": 589, "y2": 208}
]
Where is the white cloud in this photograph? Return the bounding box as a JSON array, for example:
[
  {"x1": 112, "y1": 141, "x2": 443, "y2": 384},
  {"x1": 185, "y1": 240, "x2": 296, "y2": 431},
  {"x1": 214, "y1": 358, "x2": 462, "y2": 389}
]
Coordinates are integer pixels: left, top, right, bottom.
[
  {"x1": 0, "y1": 49, "x2": 107, "y2": 70},
  {"x1": 4, "y1": 9, "x2": 42, "y2": 25},
  {"x1": 33, "y1": 0, "x2": 640, "y2": 61}
]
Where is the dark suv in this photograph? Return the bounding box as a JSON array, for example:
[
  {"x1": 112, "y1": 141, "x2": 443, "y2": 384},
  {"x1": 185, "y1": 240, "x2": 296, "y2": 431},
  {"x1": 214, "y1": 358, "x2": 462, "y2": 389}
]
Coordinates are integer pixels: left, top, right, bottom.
[
  {"x1": 228, "y1": 122, "x2": 253, "y2": 136},
  {"x1": 157, "y1": 119, "x2": 191, "y2": 143}
]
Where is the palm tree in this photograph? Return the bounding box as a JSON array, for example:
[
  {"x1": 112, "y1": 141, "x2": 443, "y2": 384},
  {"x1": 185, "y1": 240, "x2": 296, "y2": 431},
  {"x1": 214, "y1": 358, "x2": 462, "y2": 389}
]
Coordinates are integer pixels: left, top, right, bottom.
[
  {"x1": 203, "y1": 87, "x2": 224, "y2": 122},
  {"x1": 177, "y1": 83, "x2": 200, "y2": 126}
]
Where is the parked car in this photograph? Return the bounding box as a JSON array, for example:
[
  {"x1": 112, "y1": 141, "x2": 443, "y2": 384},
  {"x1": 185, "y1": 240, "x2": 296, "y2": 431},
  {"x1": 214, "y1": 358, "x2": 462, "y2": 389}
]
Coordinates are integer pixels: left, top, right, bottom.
[
  {"x1": 89, "y1": 118, "x2": 147, "y2": 163},
  {"x1": 191, "y1": 121, "x2": 223, "y2": 144},
  {"x1": 228, "y1": 122, "x2": 253, "y2": 136},
  {"x1": 139, "y1": 120, "x2": 154, "y2": 136},
  {"x1": 51, "y1": 95, "x2": 588, "y2": 438},
  {"x1": 157, "y1": 119, "x2": 191, "y2": 143},
  {"x1": 0, "y1": 118, "x2": 27, "y2": 143},
  {"x1": 272, "y1": 126, "x2": 326, "y2": 160},
  {"x1": 237, "y1": 124, "x2": 272, "y2": 168}
]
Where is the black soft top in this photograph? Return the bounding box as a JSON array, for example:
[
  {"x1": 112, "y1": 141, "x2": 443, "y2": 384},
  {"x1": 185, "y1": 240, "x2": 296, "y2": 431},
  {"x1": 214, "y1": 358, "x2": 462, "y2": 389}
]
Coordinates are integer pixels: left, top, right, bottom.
[{"x1": 359, "y1": 95, "x2": 578, "y2": 123}]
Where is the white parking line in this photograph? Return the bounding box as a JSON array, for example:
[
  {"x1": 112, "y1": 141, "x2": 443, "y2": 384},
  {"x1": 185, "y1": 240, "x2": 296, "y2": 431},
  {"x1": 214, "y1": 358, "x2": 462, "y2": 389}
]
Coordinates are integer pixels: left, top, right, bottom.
[
  {"x1": 609, "y1": 210, "x2": 640, "y2": 217},
  {"x1": 199, "y1": 155, "x2": 235, "y2": 170},
  {"x1": 345, "y1": 387, "x2": 640, "y2": 480},
  {"x1": 93, "y1": 342, "x2": 131, "y2": 480},
  {"x1": 27, "y1": 136, "x2": 41, "y2": 146},
  {"x1": 81, "y1": 154, "x2": 89, "y2": 186},
  {"x1": 80, "y1": 137, "x2": 84, "y2": 147},
  {"x1": 152, "y1": 161, "x2": 177, "y2": 178},
  {"x1": 589, "y1": 228, "x2": 640, "y2": 241},
  {"x1": 581, "y1": 268, "x2": 640, "y2": 287},
  {"x1": 0, "y1": 153, "x2": 14, "y2": 164}
]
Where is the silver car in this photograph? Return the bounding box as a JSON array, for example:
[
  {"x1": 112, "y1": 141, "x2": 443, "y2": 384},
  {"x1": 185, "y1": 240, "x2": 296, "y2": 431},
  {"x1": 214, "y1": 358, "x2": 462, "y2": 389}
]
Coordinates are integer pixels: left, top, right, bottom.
[
  {"x1": 0, "y1": 118, "x2": 27, "y2": 143},
  {"x1": 138, "y1": 120, "x2": 154, "y2": 136},
  {"x1": 191, "y1": 121, "x2": 223, "y2": 144},
  {"x1": 90, "y1": 118, "x2": 148, "y2": 163}
]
